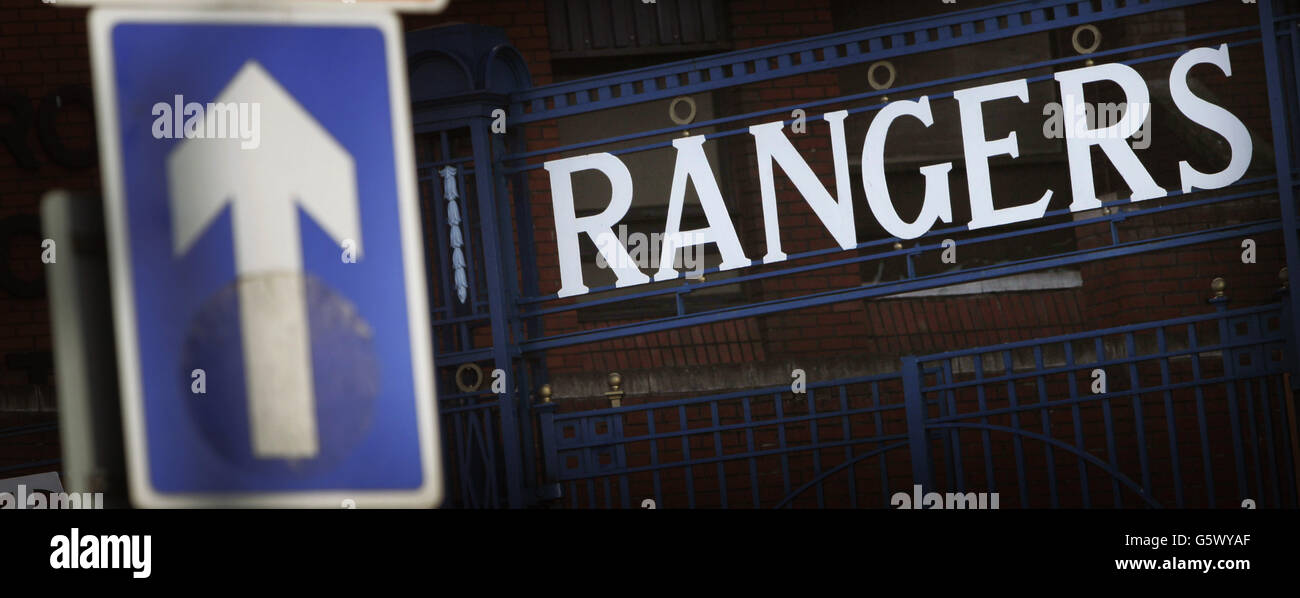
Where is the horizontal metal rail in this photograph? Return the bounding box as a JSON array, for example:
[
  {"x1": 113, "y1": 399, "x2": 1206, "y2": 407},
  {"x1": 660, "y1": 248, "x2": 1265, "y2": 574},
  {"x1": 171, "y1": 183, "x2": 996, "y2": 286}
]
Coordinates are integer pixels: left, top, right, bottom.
[
  {"x1": 510, "y1": 0, "x2": 1219, "y2": 124},
  {"x1": 514, "y1": 219, "x2": 1280, "y2": 352},
  {"x1": 551, "y1": 370, "x2": 904, "y2": 421},
  {"x1": 503, "y1": 26, "x2": 1260, "y2": 164},
  {"x1": 509, "y1": 33, "x2": 1268, "y2": 306},
  {"x1": 520, "y1": 178, "x2": 1278, "y2": 311},
  {"x1": 920, "y1": 302, "x2": 1284, "y2": 361}
]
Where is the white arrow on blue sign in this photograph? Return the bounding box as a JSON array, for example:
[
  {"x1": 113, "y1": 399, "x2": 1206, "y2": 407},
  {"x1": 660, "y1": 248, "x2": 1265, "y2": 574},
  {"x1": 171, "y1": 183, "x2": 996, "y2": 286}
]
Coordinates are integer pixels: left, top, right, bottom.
[{"x1": 89, "y1": 7, "x2": 442, "y2": 507}]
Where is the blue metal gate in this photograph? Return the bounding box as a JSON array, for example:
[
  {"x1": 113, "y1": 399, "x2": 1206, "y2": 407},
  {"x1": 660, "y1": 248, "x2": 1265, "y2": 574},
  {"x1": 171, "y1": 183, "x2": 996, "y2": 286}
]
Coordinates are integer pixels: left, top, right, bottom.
[
  {"x1": 410, "y1": 0, "x2": 1300, "y2": 508},
  {"x1": 534, "y1": 299, "x2": 1295, "y2": 508}
]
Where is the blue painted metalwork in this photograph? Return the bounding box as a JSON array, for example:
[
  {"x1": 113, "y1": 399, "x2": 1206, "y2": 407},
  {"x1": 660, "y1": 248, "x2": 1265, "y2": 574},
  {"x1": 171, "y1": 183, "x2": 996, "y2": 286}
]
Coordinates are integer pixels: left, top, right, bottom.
[
  {"x1": 1259, "y1": 0, "x2": 1300, "y2": 374},
  {"x1": 407, "y1": 25, "x2": 535, "y2": 508},
  {"x1": 510, "y1": 0, "x2": 1219, "y2": 124},
  {"x1": 538, "y1": 301, "x2": 1296, "y2": 508},
  {"x1": 410, "y1": 1, "x2": 1300, "y2": 507}
]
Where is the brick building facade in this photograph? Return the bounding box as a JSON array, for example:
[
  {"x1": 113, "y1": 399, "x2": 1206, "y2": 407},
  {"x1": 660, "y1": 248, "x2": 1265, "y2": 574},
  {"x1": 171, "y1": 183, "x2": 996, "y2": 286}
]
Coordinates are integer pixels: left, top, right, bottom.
[{"x1": 0, "y1": 0, "x2": 1291, "y2": 508}]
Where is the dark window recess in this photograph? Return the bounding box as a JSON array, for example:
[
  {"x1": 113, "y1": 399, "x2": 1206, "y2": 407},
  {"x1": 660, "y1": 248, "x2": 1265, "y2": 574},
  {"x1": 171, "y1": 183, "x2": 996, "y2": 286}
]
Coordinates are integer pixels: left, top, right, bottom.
[{"x1": 546, "y1": 0, "x2": 729, "y2": 58}]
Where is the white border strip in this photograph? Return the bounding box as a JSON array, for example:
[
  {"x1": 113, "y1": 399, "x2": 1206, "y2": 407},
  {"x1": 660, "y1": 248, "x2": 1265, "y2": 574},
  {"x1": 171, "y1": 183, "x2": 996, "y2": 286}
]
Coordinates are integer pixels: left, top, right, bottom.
[
  {"x1": 886, "y1": 269, "x2": 1083, "y2": 298},
  {"x1": 63, "y1": 0, "x2": 449, "y2": 13}
]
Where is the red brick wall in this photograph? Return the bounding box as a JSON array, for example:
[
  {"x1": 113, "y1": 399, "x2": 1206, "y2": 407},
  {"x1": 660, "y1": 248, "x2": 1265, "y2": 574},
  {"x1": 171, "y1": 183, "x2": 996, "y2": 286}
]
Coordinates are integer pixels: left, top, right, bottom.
[
  {"x1": 0, "y1": 1, "x2": 95, "y2": 475},
  {"x1": 1, "y1": 0, "x2": 1282, "y2": 380},
  {"x1": 0, "y1": 0, "x2": 1289, "y2": 487},
  {"x1": 0, "y1": 2, "x2": 94, "y2": 394}
]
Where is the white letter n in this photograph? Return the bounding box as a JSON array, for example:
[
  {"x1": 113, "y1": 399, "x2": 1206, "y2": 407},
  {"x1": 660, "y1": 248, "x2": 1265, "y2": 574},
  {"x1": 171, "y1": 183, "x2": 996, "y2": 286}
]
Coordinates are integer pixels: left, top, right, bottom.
[{"x1": 749, "y1": 110, "x2": 855, "y2": 263}]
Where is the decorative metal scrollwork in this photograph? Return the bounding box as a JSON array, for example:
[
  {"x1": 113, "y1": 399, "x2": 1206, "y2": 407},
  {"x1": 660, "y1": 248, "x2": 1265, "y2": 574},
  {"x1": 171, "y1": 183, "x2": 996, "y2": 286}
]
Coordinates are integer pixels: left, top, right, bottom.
[{"x1": 439, "y1": 165, "x2": 469, "y2": 304}]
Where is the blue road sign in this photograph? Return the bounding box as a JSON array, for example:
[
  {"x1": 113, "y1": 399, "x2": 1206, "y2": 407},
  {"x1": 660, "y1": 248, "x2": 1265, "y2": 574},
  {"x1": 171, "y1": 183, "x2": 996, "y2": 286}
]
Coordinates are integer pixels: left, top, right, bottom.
[{"x1": 89, "y1": 8, "x2": 441, "y2": 507}]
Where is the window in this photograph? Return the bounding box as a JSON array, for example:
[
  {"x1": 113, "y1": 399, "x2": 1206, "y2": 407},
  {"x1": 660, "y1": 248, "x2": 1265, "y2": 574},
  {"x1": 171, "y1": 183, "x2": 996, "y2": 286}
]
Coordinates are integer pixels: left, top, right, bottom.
[{"x1": 546, "y1": 0, "x2": 730, "y2": 59}]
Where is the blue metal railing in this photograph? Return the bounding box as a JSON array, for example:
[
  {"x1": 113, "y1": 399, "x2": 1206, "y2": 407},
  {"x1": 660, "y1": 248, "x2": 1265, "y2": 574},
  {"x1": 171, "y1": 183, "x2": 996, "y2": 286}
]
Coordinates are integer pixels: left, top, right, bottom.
[
  {"x1": 486, "y1": 14, "x2": 1278, "y2": 353},
  {"x1": 411, "y1": 0, "x2": 1300, "y2": 508},
  {"x1": 510, "y1": 0, "x2": 1219, "y2": 123},
  {"x1": 538, "y1": 370, "x2": 911, "y2": 508},
  {"x1": 537, "y1": 301, "x2": 1297, "y2": 508}
]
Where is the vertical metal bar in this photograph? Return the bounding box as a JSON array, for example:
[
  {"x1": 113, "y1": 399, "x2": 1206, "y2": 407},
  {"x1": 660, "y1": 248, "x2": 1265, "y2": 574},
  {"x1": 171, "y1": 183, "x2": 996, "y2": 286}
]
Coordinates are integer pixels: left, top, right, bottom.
[
  {"x1": 807, "y1": 388, "x2": 824, "y2": 508},
  {"x1": 943, "y1": 361, "x2": 964, "y2": 493},
  {"x1": 1098, "y1": 337, "x2": 1122, "y2": 507},
  {"x1": 1244, "y1": 378, "x2": 1266, "y2": 503},
  {"x1": 1125, "y1": 333, "x2": 1152, "y2": 502},
  {"x1": 1282, "y1": 372, "x2": 1300, "y2": 507},
  {"x1": 438, "y1": 413, "x2": 456, "y2": 506},
  {"x1": 711, "y1": 401, "x2": 728, "y2": 508},
  {"x1": 508, "y1": 128, "x2": 550, "y2": 492},
  {"x1": 1065, "y1": 342, "x2": 1090, "y2": 508},
  {"x1": 490, "y1": 133, "x2": 536, "y2": 502},
  {"x1": 1157, "y1": 328, "x2": 1184, "y2": 508},
  {"x1": 774, "y1": 393, "x2": 792, "y2": 502},
  {"x1": 973, "y1": 354, "x2": 995, "y2": 493},
  {"x1": 936, "y1": 367, "x2": 956, "y2": 492},
  {"x1": 1257, "y1": 376, "x2": 1281, "y2": 507},
  {"x1": 902, "y1": 356, "x2": 934, "y2": 492},
  {"x1": 1259, "y1": 0, "x2": 1300, "y2": 375},
  {"x1": 1218, "y1": 310, "x2": 1250, "y2": 501},
  {"x1": 1280, "y1": 293, "x2": 1299, "y2": 507},
  {"x1": 510, "y1": 129, "x2": 542, "y2": 325},
  {"x1": 648, "y1": 412, "x2": 663, "y2": 507},
  {"x1": 743, "y1": 397, "x2": 760, "y2": 508},
  {"x1": 1101, "y1": 394, "x2": 1121, "y2": 507},
  {"x1": 613, "y1": 412, "x2": 629, "y2": 509},
  {"x1": 1034, "y1": 346, "x2": 1058, "y2": 508},
  {"x1": 1290, "y1": 26, "x2": 1300, "y2": 173},
  {"x1": 872, "y1": 381, "x2": 889, "y2": 503},
  {"x1": 678, "y1": 405, "x2": 695, "y2": 508},
  {"x1": 537, "y1": 402, "x2": 561, "y2": 503},
  {"x1": 452, "y1": 412, "x2": 470, "y2": 507},
  {"x1": 482, "y1": 409, "x2": 499, "y2": 508},
  {"x1": 1190, "y1": 323, "x2": 1216, "y2": 508},
  {"x1": 1004, "y1": 350, "x2": 1028, "y2": 507},
  {"x1": 839, "y1": 385, "x2": 858, "y2": 508},
  {"x1": 469, "y1": 122, "x2": 525, "y2": 507}
]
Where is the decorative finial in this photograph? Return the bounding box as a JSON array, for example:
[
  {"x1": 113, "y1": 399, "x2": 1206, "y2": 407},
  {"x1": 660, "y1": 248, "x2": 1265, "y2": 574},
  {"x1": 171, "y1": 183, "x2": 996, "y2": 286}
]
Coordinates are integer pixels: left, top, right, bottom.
[
  {"x1": 539, "y1": 384, "x2": 552, "y2": 403},
  {"x1": 1210, "y1": 277, "x2": 1226, "y2": 299},
  {"x1": 605, "y1": 372, "x2": 625, "y2": 407}
]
